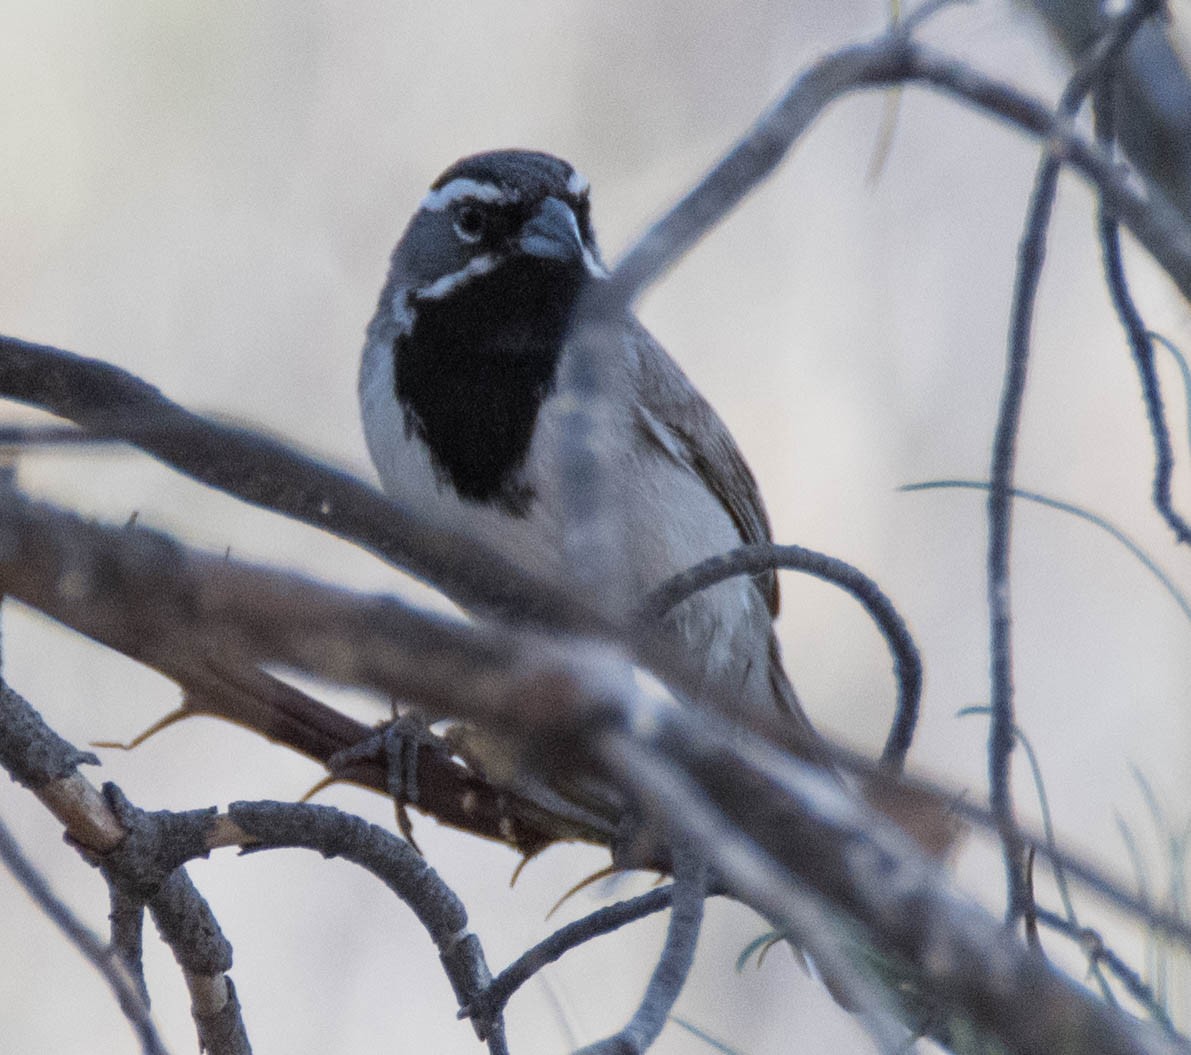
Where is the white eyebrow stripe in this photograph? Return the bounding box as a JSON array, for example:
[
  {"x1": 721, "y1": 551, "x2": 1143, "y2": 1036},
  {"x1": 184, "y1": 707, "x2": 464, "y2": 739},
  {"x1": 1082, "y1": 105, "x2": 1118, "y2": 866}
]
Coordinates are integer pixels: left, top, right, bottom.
[
  {"x1": 566, "y1": 169, "x2": 590, "y2": 197},
  {"x1": 414, "y1": 253, "x2": 499, "y2": 301},
  {"x1": 420, "y1": 178, "x2": 513, "y2": 212}
]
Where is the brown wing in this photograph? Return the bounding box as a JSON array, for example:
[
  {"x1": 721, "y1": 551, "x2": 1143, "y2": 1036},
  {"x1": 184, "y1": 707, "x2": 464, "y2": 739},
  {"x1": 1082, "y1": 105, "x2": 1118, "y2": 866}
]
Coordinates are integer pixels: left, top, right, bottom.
[{"x1": 627, "y1": 318, "x2": 780, "y2": 616}]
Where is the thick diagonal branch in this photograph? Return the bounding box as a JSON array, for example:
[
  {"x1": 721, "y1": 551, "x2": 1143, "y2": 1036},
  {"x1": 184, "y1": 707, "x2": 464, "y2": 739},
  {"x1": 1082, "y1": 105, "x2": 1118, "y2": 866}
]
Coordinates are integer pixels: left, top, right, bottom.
[{"x1": 1, "y1": 493, "x2": 1188, "y2": 1054}]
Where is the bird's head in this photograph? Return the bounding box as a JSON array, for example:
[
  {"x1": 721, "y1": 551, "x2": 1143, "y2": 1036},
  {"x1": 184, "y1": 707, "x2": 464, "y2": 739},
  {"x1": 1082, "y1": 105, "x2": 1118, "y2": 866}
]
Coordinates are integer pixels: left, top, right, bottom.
[{"x1": 378, "y1": 150, "x2": 606, "y2": 337}]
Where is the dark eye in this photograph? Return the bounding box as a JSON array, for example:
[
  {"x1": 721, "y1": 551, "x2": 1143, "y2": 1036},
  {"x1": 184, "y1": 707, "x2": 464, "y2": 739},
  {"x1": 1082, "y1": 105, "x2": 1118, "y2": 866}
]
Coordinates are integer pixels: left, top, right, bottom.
[{"x1": 453, "y1": 204, "x2": 486, "y2": 243}]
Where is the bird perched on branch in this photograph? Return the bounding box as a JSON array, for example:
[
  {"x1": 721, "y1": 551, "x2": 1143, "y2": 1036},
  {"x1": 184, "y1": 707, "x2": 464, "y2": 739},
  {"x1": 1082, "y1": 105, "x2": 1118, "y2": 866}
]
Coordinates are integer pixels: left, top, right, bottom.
[{"x1": 359, "y1": 149, "x2": 814, "y2": 737}]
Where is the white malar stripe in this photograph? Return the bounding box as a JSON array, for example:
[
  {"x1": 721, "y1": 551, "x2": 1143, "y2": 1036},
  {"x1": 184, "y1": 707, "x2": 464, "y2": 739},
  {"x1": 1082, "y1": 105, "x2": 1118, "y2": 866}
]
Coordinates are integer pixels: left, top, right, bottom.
[
  {"x1": 420, "y1": 178, "x2": 512, "y2": 212},
  {"x1": 566, "y1": 169, "x2": 590, "y2": 198},
  {"x1": 415, "y1": 253, "x2": 498, "y2": 300},
  {"x1": 389, "y1": 288, "x2": 416, "y2": 333},
  {"x1": 582, "y1": 246, "x2": 608, "y2": 278}
]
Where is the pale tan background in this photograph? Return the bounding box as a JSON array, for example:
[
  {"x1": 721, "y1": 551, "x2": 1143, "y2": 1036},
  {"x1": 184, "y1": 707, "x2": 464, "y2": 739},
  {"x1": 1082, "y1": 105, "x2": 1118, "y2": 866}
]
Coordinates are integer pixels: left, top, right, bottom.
[{"x1": 1, "y1": 2, "x2": 1189, "y2": 1052}]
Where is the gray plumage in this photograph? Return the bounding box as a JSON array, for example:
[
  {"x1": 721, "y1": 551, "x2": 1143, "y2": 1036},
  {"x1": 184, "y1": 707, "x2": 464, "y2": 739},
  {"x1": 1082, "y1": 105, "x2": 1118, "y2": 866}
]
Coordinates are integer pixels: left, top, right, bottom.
[{"x1": 359, "y1": 150, "x2": 807, "y2": 730}]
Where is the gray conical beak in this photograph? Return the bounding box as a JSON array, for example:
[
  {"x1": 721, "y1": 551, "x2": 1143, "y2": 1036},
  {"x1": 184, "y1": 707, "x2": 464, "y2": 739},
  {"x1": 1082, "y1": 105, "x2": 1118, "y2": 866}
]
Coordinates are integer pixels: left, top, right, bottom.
[{"x1": 518, "y1": 197, "x2": 583, "y2": 263}]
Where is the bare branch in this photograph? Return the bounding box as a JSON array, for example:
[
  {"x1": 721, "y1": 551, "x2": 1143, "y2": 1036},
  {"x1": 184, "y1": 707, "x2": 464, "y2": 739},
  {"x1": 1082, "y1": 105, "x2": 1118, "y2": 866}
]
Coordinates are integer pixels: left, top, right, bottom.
[
  {"x1": 643, "y1": 542, "x2": 921, "y2": 771},
  {"x1": 0, "y1": 336, "x2": 594, "y2": 634},
  {"x1": 0, "y1": 811, "x2": 170, "y2": 1055},
  {"x1": 108, "y1": 887, "x2": 151, "y2": 1018},
  {"x1": 1095, "y1": 80, "x2": 1191, "y2": 545},
  {"x1": 604, "y1": 9, "x2": 1189, "y2": 308},
  {"x1": 226, "y1": 800, "x2": 508, "y2": 1051},
  {"x1": 1026, "y1": 0, "x2": 1191, "y2": 228},
  {"x1": 0, "y1": 677, "x2": 250, "y2": 1053},
  {"x1": 4, "y1": 429, "x2": 1191, "y2": 1050},
  {"x1": 2, "y1": 5, "x2": 1187, "y2": 1049},
  {"x1": 576, "y1": 855, "x2": 707, "y2": 1054},
  {"x1": 468, "y1": 886, "x2": 679, "y2": 1023},
  {"x1": 93, "y1": 784, "x2": 251, "y2": 1055},
  {"x1": 988, "y1": 0, "x2": 1161, "y2": 923},
  {"x1": 151, "y1": 873, "x2": 251, "y2": 1055},
  {"x1": 3, "y1": 487, "x2": 1190, "y2": 952}
]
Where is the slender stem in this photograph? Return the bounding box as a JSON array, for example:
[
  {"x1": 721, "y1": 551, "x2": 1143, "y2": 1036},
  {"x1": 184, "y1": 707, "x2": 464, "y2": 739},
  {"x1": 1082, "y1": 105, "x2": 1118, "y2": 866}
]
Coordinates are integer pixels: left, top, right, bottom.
[
  {"x1": 986, "y1": 0, "x2": 1161, "y2": 924},
  {"x1": 0, "y1": 814, "x2": 170, "y2": 1055}
]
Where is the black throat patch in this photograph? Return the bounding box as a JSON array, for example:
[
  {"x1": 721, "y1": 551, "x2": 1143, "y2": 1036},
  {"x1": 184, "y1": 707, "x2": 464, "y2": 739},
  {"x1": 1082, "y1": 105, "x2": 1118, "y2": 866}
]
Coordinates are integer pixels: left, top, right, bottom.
[{"x1": 393, "y1": 256, "x2": 584, "y2": 515}]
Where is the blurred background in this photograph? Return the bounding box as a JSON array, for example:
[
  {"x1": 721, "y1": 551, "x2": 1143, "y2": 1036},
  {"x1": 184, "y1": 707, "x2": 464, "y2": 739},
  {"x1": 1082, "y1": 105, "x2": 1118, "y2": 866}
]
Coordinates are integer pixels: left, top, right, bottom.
[{"x1": 1, "y1": 1, "x2": 1189, "y2": 1051}]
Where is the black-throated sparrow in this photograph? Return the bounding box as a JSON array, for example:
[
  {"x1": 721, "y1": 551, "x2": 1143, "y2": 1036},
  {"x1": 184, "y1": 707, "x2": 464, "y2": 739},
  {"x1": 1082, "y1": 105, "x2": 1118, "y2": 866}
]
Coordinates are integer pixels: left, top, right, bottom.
[{"x1": 360, "y1": 149, "x2": 812, "y2": 735}]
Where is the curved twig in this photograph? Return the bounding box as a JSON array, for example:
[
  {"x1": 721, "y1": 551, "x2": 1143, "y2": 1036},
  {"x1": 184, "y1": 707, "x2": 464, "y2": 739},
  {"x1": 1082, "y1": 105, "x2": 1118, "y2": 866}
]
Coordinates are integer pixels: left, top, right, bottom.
[
  {"x1": 603, "y1": 7, "x2": 1190, "y2": 308},
  {"x1": 643, "y1": 542, "x2": 921, "y2": 771},
  {"x1": 225, "y1": 800, "x2": 508, "y2": 1053},
  {"x1": 576, "y1": 855, "x2": 707, "y2": 1054},
  {"x1": 470, "y1": 886, "x2": 678, "y2": 1022}
]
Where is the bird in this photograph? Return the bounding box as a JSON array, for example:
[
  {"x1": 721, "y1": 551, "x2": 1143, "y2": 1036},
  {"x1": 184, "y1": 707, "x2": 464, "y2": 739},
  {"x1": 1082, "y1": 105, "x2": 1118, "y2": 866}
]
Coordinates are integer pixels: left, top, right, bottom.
[{"x1": 359, "y1": 148, "x2": 815, "y2": 738}]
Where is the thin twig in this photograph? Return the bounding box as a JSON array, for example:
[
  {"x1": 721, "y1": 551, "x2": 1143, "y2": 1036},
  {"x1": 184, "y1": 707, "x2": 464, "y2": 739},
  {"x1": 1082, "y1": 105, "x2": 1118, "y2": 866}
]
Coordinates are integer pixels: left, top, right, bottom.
[
  {"x1": 226, "y1": 800, "x2": 506, "y2": 1048},
  {"x1": 109, "y1": 887, "x2": 151, "y2": 1011},
  {"x1": 0, "y1": 813, "x2": 171, "y2": 1055},
  {"x1": 1095, "y1": 82, "x2": 1191, "y2": 544},
  {"x1": 902, "y1": 481, "x2": 1191, "y2": 626},
  {"x1": 643, "y1": 542, "x2": 921, "y2": 771},
  {"x1": 987, "y1": 69, "x2": 1061, "y2": 925},
  {"x1": 471, "y1": 886, "x2": 678, "y2": 1021},
  {"x1": 958, "y1": 706, "x2": 1116, "y2": 1003},
  {"x1": 602, "y1": 10, "x2": 1191, "y2": 308},
  {"x1": 1034, "y1": 906, "x2": 1180, "y2": 1036},
  {"x1": 986, "y1": 0, "x2": 1161, "y2": 924},
  {"x1": 576, "y1": 855, "x2": 707, "y2": 1054},
  {"x1": 1148, "y1": 333, "x2": 1191, "y2": 462},
  {"x1": 670, "y1": 1017, "x2": 742, "y2": 1055}
]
